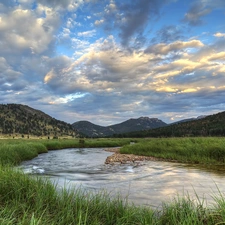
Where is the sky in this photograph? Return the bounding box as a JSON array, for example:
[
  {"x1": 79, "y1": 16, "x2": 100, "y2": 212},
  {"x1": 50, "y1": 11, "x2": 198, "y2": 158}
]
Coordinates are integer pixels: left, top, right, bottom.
[{"x1": 0, "y1": 0, "x2": 225, "y2": 126}]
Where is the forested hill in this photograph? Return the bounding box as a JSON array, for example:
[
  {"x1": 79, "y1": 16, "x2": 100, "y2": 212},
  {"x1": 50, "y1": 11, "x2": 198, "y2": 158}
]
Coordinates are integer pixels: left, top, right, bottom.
[
  {"x1": 0, "y1": 104, "x2": 77, "y2": 137},
  {"x1": 72, "y1": 117, "x2": 167, "y2": 137},
  {"x1": 114, "y1": 111, "x2": 225, "y2": 138}
]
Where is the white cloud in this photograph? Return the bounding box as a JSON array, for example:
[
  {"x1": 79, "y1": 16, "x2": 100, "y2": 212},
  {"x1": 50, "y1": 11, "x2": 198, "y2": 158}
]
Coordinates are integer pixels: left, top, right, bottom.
[
  {"x1": 214, "y1": 33, "x2": 225, "y2": 38},
  {"x1": 37, "y1": 0, "x2": 84, "y2": 12},
  {"x1": 145, "y1": 40, "x2": 204, "y2": 55},
  {"x1": 0, "y1": 7, "x2": 60, "y2": 55},
  {"x1": 77, "y1": 29, "x2": 96, "y2": 38},
  {"x1": 94, "y1": 19, "x2": 104, "y2": 26}
]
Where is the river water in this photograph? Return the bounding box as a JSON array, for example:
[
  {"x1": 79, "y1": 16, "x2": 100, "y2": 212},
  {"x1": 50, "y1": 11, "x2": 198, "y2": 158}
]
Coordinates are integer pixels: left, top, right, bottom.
[{"x1": 19, "y1": 148, "x2": 225, "y2": 208}]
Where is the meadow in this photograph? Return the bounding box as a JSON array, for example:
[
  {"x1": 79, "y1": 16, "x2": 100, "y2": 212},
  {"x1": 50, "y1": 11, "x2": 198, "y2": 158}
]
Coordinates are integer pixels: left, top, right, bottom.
[
  {"x1": 1, "y1": 137, "x2": 225, "y2": 224},
  {"x1": 120, "y1": 137, "x2": 225, "y2": 165}
]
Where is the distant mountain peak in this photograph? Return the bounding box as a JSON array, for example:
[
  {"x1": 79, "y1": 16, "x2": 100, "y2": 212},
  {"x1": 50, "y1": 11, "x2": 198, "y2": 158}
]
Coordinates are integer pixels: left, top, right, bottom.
[
  {"x1": 72, "y1": 116, "x2": 167, "y2": 137},
  {"x1": 139, "y1": 116, "x2": 151, "y2": 120}
]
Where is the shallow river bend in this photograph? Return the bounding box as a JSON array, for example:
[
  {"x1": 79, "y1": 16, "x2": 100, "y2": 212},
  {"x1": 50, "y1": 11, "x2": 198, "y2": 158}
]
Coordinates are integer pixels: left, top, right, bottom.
[{"x1": 19, "y1": 148, "x2": 225, "y2": 208}]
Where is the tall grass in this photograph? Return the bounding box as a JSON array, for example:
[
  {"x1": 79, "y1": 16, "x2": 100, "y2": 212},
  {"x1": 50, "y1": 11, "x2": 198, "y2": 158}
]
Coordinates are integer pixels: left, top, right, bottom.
[
  {"x1": 1, "y1": 165, "x2": 225, "y2": 224},
  {"x1": 120, "y1": 137, "x2": 225, "y2": 164},
  {"x1": 159, "y1": 195, "x2": 214, "y2": 225},
  {"x1": 0, "y1": 142, "x2": 47, "y2": 165},
  {"x1": 0, "y1": 165, "x2": 156, "y2": 224}
]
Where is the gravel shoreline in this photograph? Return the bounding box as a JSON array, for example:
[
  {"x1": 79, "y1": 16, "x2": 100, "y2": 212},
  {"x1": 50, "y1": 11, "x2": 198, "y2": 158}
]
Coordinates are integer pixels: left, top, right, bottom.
[{"x1": 104, "y1": 148, "x2": 177, "y2": 165}]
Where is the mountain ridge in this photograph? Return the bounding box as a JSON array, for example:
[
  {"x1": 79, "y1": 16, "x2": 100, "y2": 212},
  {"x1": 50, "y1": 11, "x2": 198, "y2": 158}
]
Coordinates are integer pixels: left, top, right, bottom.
[
  {"x1": 1, "y1": 103, "x2": 224, "y2": 138},
  {"x1": 114, "y1": 111, "x2": 225, "y2": 138},
  {"x1": 72, "y1": 117, "x2": 167, "y2": 137}
]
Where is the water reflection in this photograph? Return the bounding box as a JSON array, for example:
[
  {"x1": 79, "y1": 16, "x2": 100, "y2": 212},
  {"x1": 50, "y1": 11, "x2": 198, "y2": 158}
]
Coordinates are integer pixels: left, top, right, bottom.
[{"x1": 19, "y1": 148, "x2": 225, "y2": 208}]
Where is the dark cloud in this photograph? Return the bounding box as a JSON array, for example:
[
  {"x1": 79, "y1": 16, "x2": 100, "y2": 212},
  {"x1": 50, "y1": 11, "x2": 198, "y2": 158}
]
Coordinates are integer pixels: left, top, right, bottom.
[
  {"x1": 0, "y1": 0, "x2": 16, "y2": 7},
  {"x1": 47, "y1": 55, "x2": 72, "y2": 70},
  {"x1": 149, "y1": 89, "x2": 225, "y2": 119},
  {"x1": 10, "y1": 80, "x2": 28, "y2": 91},
  {"x1": 117, "y1": 0, "x2": 160, "y2": 46},
  {"x1": 183, "y1": 2, "x2": 211, "y2": 26},
  {"x1": 99, "y1": 0, "x2": 170, "y2": 48},
  {"x1": 70, "y1": 93, "x2": 119, "y2": 114},
  {"x1": 66, "y1": 91, "x2": 159, "y2": 125},
  {"x1": 212, "y1": 38, "x2": 225, "y2": 51},
  {"x1": 151, "y1": 25, "x2": 185, "y2": 44}
]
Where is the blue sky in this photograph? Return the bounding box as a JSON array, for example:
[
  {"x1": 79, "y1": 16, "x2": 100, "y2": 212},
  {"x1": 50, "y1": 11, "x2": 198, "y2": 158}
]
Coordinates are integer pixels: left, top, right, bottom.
[{"x1": 0, "y1": 0, "x2": 225, "y2": 125}]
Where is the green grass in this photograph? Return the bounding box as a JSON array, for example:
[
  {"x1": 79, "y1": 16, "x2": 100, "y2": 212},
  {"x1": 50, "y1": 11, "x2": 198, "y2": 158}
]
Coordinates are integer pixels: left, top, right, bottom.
[
  {"x1": 0, "y1": 142, "x2": 48, "y2": 165},
  {"x1": 1, "y1": 137, "x2": 225, "y2": 224},
  {"x1": 0, "y1": 138, "x2": 132, "y2": 165},
  {"x1": 0, "y1": 165, "x2": 156, "y2": 224},
  {"x1": 120, "y1": 137, "x2": 225, "y2": 165},
  {"x1": 1, "y1": 165, "x2": 225, "y2": 224}
]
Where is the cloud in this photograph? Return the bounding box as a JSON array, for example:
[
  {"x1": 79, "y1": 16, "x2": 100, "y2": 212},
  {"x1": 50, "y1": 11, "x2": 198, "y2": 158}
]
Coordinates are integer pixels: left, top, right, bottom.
[
  {"x1": 37, "y1": 0, "x2": 82, "y2": 11},
  {"x1": 145, "y1": 40, "x2": 204, "y2": 55},
  {"x1": 214, "y1": 33, "x2": 225, "y2": 38},
  {"x1": 117, "y1": 0, "x2": 161, "y2": 46},
  {"x1": 43, "y1": 35, "x2": 225, "y2": 118},
  {"x1": 0, "y1": 0, "x2": 15, "y2": 9},
  {"x1": 96, "y1": 0, "x2": 171, "y2": 48},
  {"x1": 183, "y1": 2, "x2": 211, "y2": 26},
  {"x1": 0, "y1": 57, "x2": 23, "y2": 87},
  {"x1": 78, "y1": 29, "x2": 96, "y2": 38},
  {"x1": 0, "y1": 7, "x2": 60, "y2": 56},
  {"x1": 151, "y1": 25, "x2": 185, "y2": 44},
  {"x1": 0, "y1": 1, "x2": 64, "y2": 93},
  {"x1": 1, "y1": 0, "x2": 225, "y2": 125},
  {"x1": 183, "y1": 0, "x2": 225, "y2": 27},
  {"x1": 94, "y1": 19, "x2": 104, "y2": 26},
  {"x1": 43, "y1": 55, "x2": 73, "y2": 85}
]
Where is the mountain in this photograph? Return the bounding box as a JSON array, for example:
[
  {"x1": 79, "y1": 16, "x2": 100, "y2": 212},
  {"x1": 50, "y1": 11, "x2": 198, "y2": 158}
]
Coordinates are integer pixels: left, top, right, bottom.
[
  {"x1": 170, "y1": 115, "x2": 207, "y2": 125},
  {"x1": 71, "y1": 121, "x2": 112, "y2": 137},
  {"x1": 116, "y1": 111, "x2": 225, "y2": 138},
  {"x1": 2, "y1": 103, "x2": 223, "y2": 138},
  {"x1": 72, "y1": 117, "x2": 167, "y2": 137},
  {"x1": 109, "y1": 117, "x2": 167, "y2": 134},
  {"x1": 0, "y1": 104, "x2": 77, "y2": 137}
]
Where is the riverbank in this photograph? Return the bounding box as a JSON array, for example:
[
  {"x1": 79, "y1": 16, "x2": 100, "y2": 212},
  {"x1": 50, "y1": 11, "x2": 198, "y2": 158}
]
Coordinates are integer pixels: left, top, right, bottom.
[
  {"x1": 0, "y1": 138, "x2": 132, "y2": 165},
  {"x1": 119, "y1": 137, "x2": 225, "y2": 165}
]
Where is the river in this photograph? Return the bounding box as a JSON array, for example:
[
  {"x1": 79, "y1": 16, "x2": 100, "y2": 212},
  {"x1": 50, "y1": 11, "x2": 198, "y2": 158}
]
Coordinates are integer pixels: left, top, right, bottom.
[{"x1": 19, "y1": 148, "x2": 225, "y2": 208}]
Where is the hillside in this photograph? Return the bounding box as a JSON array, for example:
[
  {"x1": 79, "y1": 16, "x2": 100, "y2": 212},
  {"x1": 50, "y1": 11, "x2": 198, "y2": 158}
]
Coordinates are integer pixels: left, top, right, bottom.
[
  {"x1": 71, "y1": 121, "x2": 112, "y2": 137},
  {"x1": 0, "y1": 104, "x2": 77, "y2": 137},
  {"x1": 116, "y1": 111, "x2": 225, "y2": 138},
  {"x1": 170, "y1": 115, "x2": 207, "y2": 125},
  {"x1": 72, "y1": 117, "x2": 167, "y2": 137}
]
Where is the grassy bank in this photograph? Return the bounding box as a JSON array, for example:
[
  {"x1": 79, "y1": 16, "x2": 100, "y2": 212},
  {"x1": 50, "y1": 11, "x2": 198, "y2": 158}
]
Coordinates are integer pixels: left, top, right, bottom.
[
  {"x1": 0, "y1": 138, "x2": 132, "y2": 165},
  {"x1": 1, "y1": 137, "x2": 225, "y2": 224},
  {"x1": 1, "y1": 165, "x2": 225, "y2": 224},
  {"x1": 120, "y1": 137, "x2": 225, "y2": 165},
  {"x1": 0, "y1": 165, "x2": 156, "y2": 225}
]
